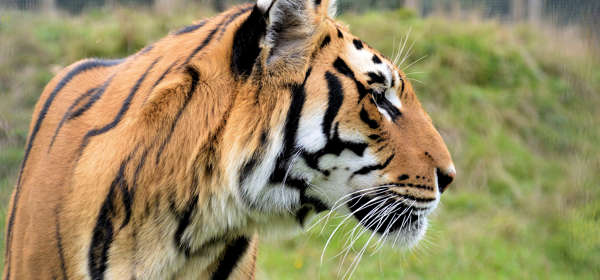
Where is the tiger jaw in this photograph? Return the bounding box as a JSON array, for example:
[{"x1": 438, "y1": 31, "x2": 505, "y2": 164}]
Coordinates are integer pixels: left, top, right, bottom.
[
  {"x1": 290, "y1": 170, "x2": 439, "y2": 249},
  {"x1": 344, "y1": 187, "x2": 437, "y2": 248}
]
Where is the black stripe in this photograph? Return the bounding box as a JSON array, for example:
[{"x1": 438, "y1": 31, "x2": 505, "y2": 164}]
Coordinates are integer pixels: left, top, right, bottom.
[
  {"x1": 295, "y1": 206, "x2": 312, "y2": 225},
  {"x1": 399, "y1": 76, "x2": 405, "y2": 97},
  {"x1": 283, "y1": 79, "x2": 308, "y2": 157},
  {"x1": 320, "y1": 35, "x2": 332, "y2": 49},
  {"x1": 174, "y1": 20, "x2": 207, "y2": 35},
  {"x1": 184, "y1": 6, "x2": 252, "y2": 66},
  {"x1": 302, "y1": 122, "x2": 368, "y2": 173},
  {"x1": 396, "y1": 193, "x2": 436, "y2": 203},
  {"x1": 173, "y1": 195, "x2": 199, "y2": 257},
  {"x1": 239, "y1": 158, "x2": 258, "y2": 186},
  {"x1": 49, "y1": 74, "x2": 116, "y2": 152},
  {"x1": 139, "y1": 45, "x2": 154, "y2": 54},
  {"x1": 119, "y1": 143, "x2": 151, "y2": 231},
  {"x1": 333, "y1": 57, "x2": 370, "y2": 102},
  {"x1": 373, "y1": 93, "x2": 402, "y2": 121},
  {"x1": 231, "y1": 6, "x2": 267, "y2": 78},
  {"x1": 337, "y1": 28, "x2": 344, "y2": 38},
  {"x1": 132, "y1": 146, "x2": 150, "y2": 189},
  {"x1": 367, "y1": 71, "x2": 386, "y2": 85},
  {"x1": 117, "y1": 147, "x2": 138, "y2": 231},
  {"x1": 19, "y1": 58, "x2": 123, "y2": 185},
  {"x1": 372, "y1": 55, "x2": 382, "y2": 64},
  {"x1": 210, "y1": 237, "x2": 250, "y2": 280},
  {"x1": 217, "y1": 6, "x2": 254, "y2": 39},
  {"x1": 268, "y1": 68, "x2": 312, "y2": 184},
  {"x1": 5, "y1": 59, "x2": 123, "y2": 273},
  {"x1": 143, "y1": 60, "x2": 179, "y2": 105},
  {"x1": 322, "y1": 72, "x2": 344, "y2": 139},
  {"x1": 68, "y1": 75, "x2": 115, "y2": 120},
  {"x1": 300, "y1": 194, "x2": 328, "y2": 213},
  {"x1": 238, "y1": 130, "x2": 269, "y2": 186},
  {"x1": 155, "y1": 66, "x2": 200, "y2": 165},
  {"x1": 80, "y1": 58, "x2": 160, "y2": 154},
  {"x1": 368, "y1": 134, "x2": 381, "y2": 140},
  {"x1": 260, "y1": 130, "x2": 268, "y2": 145},
  {"x1": 119, "y1": 184, "x2": 134, "y2": 230},
  {"x1": 333, "y1": 57, "x2": 355, "y2": 78},
  {"x1": 353, "y1": 39, "x2": 364, "y2": 50},
  {"x1": 88, "y1": 173, "x2": 118, "y2": 279},
  {"x1": 398, "y1": 174, "x2": 409, "y2": 181},
  {"x1": 351, "y1": 154, "x2": 395, "y2": 177},
  {"x1": 48, "y1": 87, "x2": 97, "y2": 151},
  {"x1": 314, "y1": 0, "x2": 322, "y2": 6},
  {"x1": 54, "y1": 208, "x2": 68, "y2": 280},
  {"x1": 390, "y1": 183, "x2": 434, "y2": 191},
  {"x1": 238, "y1": 130, "x2": 269, "y2": 209},
  {"x1": 360, "y1": 107, "x2": 379, "y2": 129},
  {"x1": 295, "y1": 185, "x2": 330, "y2": 226},
  {"x1": 376, "y1": 144, "x2": 388, "y2": 153},
  {"x1": 183, "y1": 26, "x2": 220, "y2": 66},
  {"x1": 88, "y1": 149, "x2": 137, "y2": 280},
  {"x1": 152, "y1": 61, "x2": 179, "y2": 89}
]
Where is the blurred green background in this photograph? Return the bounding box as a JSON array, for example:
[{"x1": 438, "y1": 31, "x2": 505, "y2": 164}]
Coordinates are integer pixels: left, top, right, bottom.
[{"x1": 1, "y1": 0, "x2": 599, "y2": 279}]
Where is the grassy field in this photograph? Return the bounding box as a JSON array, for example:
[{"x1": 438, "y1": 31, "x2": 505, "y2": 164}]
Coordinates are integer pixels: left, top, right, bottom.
[{"x1": 1, "y1": 5, "x2": 599, "y2": 279}]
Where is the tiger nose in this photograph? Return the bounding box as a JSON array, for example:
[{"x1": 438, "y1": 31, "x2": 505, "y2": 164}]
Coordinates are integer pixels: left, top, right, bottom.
[{"x1": 436, "y1": 166, "x2": 456, "y2": 194}]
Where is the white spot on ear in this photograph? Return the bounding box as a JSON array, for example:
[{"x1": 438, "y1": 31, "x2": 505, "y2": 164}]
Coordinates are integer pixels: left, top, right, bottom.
[
  {"x1": 257, "y1": 0, "x2": 274, "y2": 12},
  {"x1": 327, "y1": 0, "x2": 338, "y2": 17}
]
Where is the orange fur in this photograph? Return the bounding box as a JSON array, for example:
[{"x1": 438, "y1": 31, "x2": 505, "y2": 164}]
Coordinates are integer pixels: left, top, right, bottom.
[{"x1": 4, "y1": 1, "x2": 454, "y2": 279}]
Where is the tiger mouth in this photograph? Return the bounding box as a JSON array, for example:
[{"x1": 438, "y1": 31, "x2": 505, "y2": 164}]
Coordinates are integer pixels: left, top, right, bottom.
[{"x1": 346, "y1": 189, "x2": 432, "y2": 234}]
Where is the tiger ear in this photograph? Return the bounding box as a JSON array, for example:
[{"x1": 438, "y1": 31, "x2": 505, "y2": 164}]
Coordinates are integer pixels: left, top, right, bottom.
[
  {"x1": 257, "y1": 0, "x2": 337, "y2": 19},
  {"x1": 255, "y1": 0, "x2": 337, "y2": 76}
]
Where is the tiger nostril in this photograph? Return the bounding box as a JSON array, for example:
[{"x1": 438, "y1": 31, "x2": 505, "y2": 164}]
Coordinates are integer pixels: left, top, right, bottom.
[{"x1": 436, "y1": 168, "x2": 455, "y2": 194}]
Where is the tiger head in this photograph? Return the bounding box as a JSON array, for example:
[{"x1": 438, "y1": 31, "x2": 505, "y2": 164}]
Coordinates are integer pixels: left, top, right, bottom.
[{"x1": 229, "y1": 0, "x2": 455, "y2": 249}]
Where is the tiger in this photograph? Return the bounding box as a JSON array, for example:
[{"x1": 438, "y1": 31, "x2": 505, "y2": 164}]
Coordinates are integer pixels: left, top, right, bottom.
[{"x1": 3, "y1": 0, "x2": 456, "y2": 279}]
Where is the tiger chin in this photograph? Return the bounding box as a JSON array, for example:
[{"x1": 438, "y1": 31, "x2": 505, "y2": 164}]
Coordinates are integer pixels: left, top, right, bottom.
[{"x1": 3, "y1": 0, "x2": 455, "y2": 279}]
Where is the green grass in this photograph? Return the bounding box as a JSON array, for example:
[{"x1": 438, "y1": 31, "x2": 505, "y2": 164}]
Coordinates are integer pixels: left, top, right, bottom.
[{"x1": 1, "y1": 5, "x2": 599, "y2": 279}]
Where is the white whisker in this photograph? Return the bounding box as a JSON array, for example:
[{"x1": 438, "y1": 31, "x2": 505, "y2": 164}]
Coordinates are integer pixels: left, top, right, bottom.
[
  {"x1": 395, "y1": 27, "x2": 412, "y2": 66},
  {"x1": 398, "y1": 39, "x2": 415, "y2": 67},
  {"x1": 343, "y1": 206, "x2": 389, "y2": 280},
  {"x1": 404, "y1": 71, "x2": 426, "y2": 76},
  {"x1": 336, "y1": 197, "x2": 393, "y2": 262},
  {"x1": 306, "y1": 187, "x2": 387, "y2": 233},
  {"x1": 339, "y1": 197, "x2": 403, "y2": 279},
  {"x1": 403, "y1": 54, "x2": 427, "y2": 70},
  {"x1": 320, "y1": 195, "x2": 387, "y2": 264},
  {"x1": 407, "y1": 78, "x2": 424, "y2": 84},
  {"x1": 391, "y1": 201, "x2": 416, "y2": 249},
  {"x1": 280, "y1": 149, "x2": 302, "y2": 190},
  {"x1": 371, "y1": 199, "x2": 411, "y2": 255}
]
